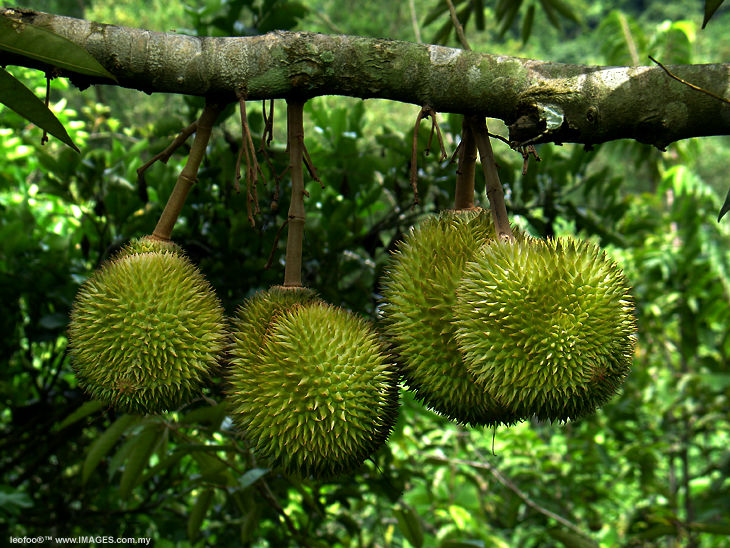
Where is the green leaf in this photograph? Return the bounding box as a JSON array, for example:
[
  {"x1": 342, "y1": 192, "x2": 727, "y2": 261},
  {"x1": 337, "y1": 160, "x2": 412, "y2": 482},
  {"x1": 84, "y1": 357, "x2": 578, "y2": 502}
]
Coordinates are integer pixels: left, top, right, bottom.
[
  {"x1": 119, "y1": 423, "x2": 165, "y2": 499},
  {"x1": 498, "y1": 0, "x2": 523, "y2": 36},
  {"x1": 0, "y1": 486, "x2": 33, "y2": 515},
  {"x1": 546, "y1": 528, "x2": 599, "y2": 548},
  {"x1": 521, "y1": 4, "x2": 536, "y2": 43},
  {"x1": 703, "y1": 0, "x2": 725, "y2": 28},
  {"x1": 472, "y1": 0, "x2": 485, "y2": 30},
  {"x1": 718, "y1": 187, "x2": 730, "y2": 221},
  {"x1": 240, "y1": 507, "x2": 261, "y2": 543},
  {"x1": 538, "y1": 0, "x2": 562, "y2": 30},
  {"x1": 192, "y1": 452, "x2": 231, "y2": 485},
  {"x1": 180, "y1": 403, "x2": 228, "y2": 429},
  {"x1": 138, "y1": 449, "x2": 187, "y2": 485},
  {"x1": 0, "y1": 15, "x2": 116, "y2": 80},
  {"x1": 238, "y1": 468, "x2": 269, "y2": 490},
  {"x1": 394, "y1": 504, "x2": 424, "y2": 548},
  {"x1": 0, "y1": 68, "x2": 79, "y2": 151},
  {"x1": 187, "y1": 488, "x2": 215, "y2": 541},
  {"x1": 440, "y1": 541, "x2": 485, "y2": 548},
  {"x1": 54, "y1": 400, "x2": 104, "y2": 431},
  {"x1": 547, "y1": 0, "x2": 581, "y2": 24},
  {"x1": 82, "y1": 414, "x2": 139, "y2": 485}
]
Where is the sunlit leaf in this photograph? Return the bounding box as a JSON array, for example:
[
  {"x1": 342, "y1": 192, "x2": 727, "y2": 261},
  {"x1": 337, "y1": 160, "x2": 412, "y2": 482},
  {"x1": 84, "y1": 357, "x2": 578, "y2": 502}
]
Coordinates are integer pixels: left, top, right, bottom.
[
  {"x1": 0, "y1": 15, "x2": 116, "y2": 80},
  {"x1": 0, "y1": 68, "x2": 79, "y2": 151}
]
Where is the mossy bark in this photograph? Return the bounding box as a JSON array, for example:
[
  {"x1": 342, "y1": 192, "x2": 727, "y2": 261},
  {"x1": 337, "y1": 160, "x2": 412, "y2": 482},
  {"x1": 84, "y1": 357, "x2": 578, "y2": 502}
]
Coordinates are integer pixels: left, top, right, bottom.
[{"x1": 5, "y1": 8, "x2": 730, "y2": 148}]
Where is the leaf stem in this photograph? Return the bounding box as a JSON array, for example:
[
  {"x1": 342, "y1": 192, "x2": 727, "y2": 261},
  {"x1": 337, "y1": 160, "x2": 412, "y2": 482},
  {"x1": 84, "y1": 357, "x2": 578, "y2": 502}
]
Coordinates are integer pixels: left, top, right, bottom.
[
  {"x1": 283, "y1": 98, "x2": 306, "y2": 287},
  {"x1": 454, "y1": 116, "x2": 477, "y2": 210},
  {"x1": 469, "y1": 116, "x2": 513, "y2": 240},
  {"x1": 152, "y1": 102, "x2": 222, "y2": 240}
]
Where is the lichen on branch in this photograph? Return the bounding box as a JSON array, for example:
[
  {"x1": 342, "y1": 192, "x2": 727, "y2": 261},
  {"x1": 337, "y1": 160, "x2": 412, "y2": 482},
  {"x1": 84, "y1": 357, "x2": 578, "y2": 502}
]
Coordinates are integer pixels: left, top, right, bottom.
[{"x1": 3, "y1": 8, "x2": 730, "y2": 148}]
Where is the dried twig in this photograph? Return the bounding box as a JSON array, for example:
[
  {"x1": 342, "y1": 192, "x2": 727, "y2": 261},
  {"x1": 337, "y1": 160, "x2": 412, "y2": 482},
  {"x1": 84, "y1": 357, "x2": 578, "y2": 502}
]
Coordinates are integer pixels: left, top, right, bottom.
[
  {"x1": 520, "y1": 144, "x2": 541, "y2": 175},
  {"x1": 237, "y1": 97, "x2": 265, "y2": 227},
  {"x1": 410, "y1": 105, "x2": 448, "y2": 204}
]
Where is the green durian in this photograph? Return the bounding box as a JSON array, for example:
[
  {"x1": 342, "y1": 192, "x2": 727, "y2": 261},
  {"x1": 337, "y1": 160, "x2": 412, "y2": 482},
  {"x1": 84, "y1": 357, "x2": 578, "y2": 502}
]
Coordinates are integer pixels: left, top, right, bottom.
[
  {"x1": 454, "y1": 236, "x2": 637, "y2": 422},
  {"x1": 116, "y1": 235, "x2": 184, "y2": 258},
  {"x1": 380, "y1": 209, "x2": 520, "y2": 427},
  {"x1": 228, "y1": 294, "x2": 399, "y2": 479},
  {"x1": 68, "y1": 251, "x2": 227, "y2": 414}
]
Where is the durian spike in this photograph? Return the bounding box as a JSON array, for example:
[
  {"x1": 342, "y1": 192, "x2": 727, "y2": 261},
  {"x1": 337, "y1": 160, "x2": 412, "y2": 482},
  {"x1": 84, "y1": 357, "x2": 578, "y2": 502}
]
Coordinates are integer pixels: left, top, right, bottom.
[
  {"x1": 153, "y1": 101, "x2": 222, "y2": 241},
  {"x1": 283, "y1": 98, "x2": 306, "y2": 288}
]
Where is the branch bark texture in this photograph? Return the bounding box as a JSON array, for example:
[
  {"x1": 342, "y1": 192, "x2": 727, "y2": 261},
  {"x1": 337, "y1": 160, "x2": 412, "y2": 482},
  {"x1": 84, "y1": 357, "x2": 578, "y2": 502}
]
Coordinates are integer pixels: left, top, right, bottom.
[{"x1": 3, "y1": 8, "x2": 730, "y2": 147}]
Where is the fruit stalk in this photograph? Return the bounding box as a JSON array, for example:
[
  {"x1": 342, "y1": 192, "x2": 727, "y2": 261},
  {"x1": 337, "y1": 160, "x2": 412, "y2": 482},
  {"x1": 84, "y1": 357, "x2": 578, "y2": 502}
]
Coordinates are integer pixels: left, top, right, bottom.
[
  {"x1": 152, "y1": 102, "x2": 222, "y2": 240},
  {"x1": 469, "y1": 116, "x2": 513, "y2": 241},
  {"x1": 283, "y1": 98, "x2": 306, "y2": 287},
  {"x1": 454, "y1": 116, "x2": 477, "y2": 210}
]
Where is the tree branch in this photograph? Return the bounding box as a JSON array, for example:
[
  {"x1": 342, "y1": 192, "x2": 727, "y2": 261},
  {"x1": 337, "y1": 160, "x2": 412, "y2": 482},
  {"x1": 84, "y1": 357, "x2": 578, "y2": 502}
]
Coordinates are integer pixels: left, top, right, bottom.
[{"x1": 4, "y1": 8, "x2": 730, "y2": 148}]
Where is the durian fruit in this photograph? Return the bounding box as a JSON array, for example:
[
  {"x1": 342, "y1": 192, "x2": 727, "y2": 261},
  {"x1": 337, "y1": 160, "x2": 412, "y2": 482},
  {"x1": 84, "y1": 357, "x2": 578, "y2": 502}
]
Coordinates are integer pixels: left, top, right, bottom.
[
  {"x1": 116, "y1": 235, "x2": 184, "y2": 258},
  {"x1": 228, "y1": 291, "x2": 399, "y2": 479},
  {"x1": 454, "y1": 237, "x2": 637, "y2": 422},
  {"x1": 68, "y1": 250, "x2": 227, "y2": 414},
  {"x1": 380, "y1": 209, "x2": 520, "y2": 427}
]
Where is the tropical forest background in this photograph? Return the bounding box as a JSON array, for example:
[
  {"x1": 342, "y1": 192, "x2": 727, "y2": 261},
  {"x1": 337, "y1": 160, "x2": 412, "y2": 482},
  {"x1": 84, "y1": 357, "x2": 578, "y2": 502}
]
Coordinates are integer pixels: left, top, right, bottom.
[{"x1": 1, "y1": 0, "x2": 729, "y2": 546}]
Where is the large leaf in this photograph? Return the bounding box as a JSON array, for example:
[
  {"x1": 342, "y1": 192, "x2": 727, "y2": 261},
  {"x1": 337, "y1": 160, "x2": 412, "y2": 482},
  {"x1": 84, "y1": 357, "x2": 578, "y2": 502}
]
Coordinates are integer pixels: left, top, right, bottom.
[
  {"x1": 547, "y1": 528, "x2": 599, "y2": 548},
  {"x1": 0, "y1": 68, "x2": 78, "y2": 151},
  {"x1": 81, "y1": 414, "x2": 139, "y2": 484},
  {"x1": 53, "y1": 400, "x2": 104, "y2": 431},
  {"x1": 238, "y1": 468, "x2": 269, "y2": 490},
  {"x1": 394, "y1": 504, "x2": 424, "y2": 548},
  {"x1": 703, "y1": 0, "x2": 725, "y2": 28},
  {"x1": 119, "y1": 422, "x2": 165, "y2": 499},
  {"x1": 187, "y1": 488, "x2": 215, "y2": 541},
  {"x1": 0, "y1": 15, "x2": 116, "y2": 80}
]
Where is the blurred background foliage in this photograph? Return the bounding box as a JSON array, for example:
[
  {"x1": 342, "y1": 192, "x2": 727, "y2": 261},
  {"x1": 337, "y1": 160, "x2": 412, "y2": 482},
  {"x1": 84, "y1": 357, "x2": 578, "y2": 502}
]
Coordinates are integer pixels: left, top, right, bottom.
[{"x1": 1, "y1": 0, "x2": 730, "y2": 546}]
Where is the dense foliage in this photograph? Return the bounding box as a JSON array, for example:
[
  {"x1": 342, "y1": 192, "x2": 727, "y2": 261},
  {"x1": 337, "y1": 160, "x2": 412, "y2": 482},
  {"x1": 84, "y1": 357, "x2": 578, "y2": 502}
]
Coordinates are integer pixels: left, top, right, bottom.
[{"x1": 1, "y1": 1, "x2": 730, "y2": 547}]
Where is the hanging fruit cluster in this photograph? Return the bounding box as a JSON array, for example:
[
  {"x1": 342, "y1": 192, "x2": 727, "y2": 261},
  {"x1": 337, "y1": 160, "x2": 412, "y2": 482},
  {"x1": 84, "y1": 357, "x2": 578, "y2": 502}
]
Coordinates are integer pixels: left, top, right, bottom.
[{"x1": 66, "y1": 101, "x2": 637, "y2": 480}]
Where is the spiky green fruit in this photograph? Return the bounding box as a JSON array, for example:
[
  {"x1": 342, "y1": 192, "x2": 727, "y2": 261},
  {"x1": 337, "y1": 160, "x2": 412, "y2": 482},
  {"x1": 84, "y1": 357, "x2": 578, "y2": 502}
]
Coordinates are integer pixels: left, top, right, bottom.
[
  {"x1": 228, "y1": 286, "x2": 321, "y2": 361},
  {"x1": 69, "y1": 251, "x2": 227, "y2": 414},
  {"x1": 454, "y1": 237, "x2": 637, "y2": 422},
  {"x1": 380, "y1": 209, "x2": 520, "y2": 426},
  {"x1": 228, "y1": 296, "x2": 399, "y2": 478},
  {"x1": 117, "y1": 236, "x2": 184, "y2": 258}
]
